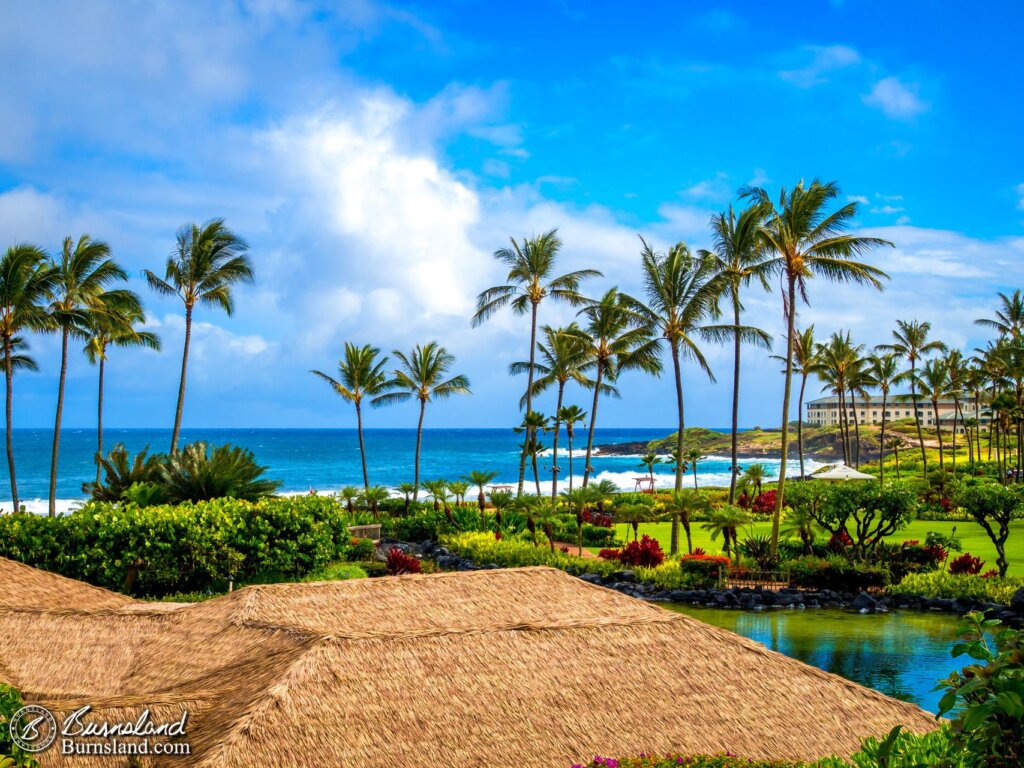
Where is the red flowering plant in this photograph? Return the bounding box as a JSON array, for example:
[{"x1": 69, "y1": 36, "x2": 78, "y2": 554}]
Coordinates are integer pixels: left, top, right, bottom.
[
  {"x1": 598, "y1": 548, "x2": 622, "y2": 561},
  {"x1": 678, "y1": 553, "x2": 731, "y2": 588},
  {"x1": 386, "y1": 547, "x2": 422, "y2": 575},
  {"x1": 617, "y1": 535, "x2": 665, "y2": 567},
  {"x1": 948, "y1": 552, "x2": 985, "y2": 575},
  {"x1": 582, "y1": 509, "x2": 614, "y2": 528},
  {"x1": 827, "y1": 529, "x2": 854, "y2": 552},
  {"x1": 750, "y1": 489, "x2": 777, "y2": 515}
]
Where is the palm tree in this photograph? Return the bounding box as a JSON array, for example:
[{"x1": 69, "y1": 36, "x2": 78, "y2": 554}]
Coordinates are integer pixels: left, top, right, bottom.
[
  {"x1": 510, "y1": 323, "x2": 596, "y2": 502},
  {"x1": 338, "y1": 485, "x2": 361, "y2": 516},
  {"x1": 863, "y1": 352, "x2": 899, "y2": 485},
  {"x1": 815, "y1": 331, "x2": 863, "y2": 466},
  {"x1": 448, "y1": 480, "x2": 470, "y2": 507},
  {"x1": 916, "y1": 357, "x2": 953, "y2": 471},
  {"x1": 421, "y1": 479, "x2": 450, "y2": 516},
  {"x1": 684, "y1": 447, "x2": 706, "y2": 489},
  {"x1": 570, "y1": 289, "x2": 661, "y2": 488},
  {"x1": 700, "y1": 205, "x2": 774, "y2": 502},
  {"x1": 878, "y1": 320, "x2": 947, "y2": 472},
  {"x1": 561, "y1": 487, "x2": 591, "y2": 555},
  {"x1": 638, "y1": 452, "x2": 662, "y2": 485},
  {"x1": 780, "y1": 505, "x2": 818, "y2": 555},
  {"x1": 360, "y1": 485, "x2": 390, "y2": 521},
  {"x1": 663, "y1": 489, "x2": 709, "y2": 554},
  {"x1": 975, "y1": 290, "x2": 1024, "y2": 341},
  {"x1": 46, "y1": 235, "x2": 131, "y2": 516},
  {"x1": 513, "y1": 410, "x2": 549, "y2": 496},
  {"x1": 372, "y1": 342, "x2": 470, "y2": 498},
  {"x1": 557, "y1": 404, "x2": 587, "y2": 492},
  {"x1": 737, "y1": 463, "x2": 767, "y2": 498},
  {"x1": 472, "y1": 230, "x2": 600, "y2": 495},
  {"x1": 887, "y1": 437, "x2": 903, "y2": 480},
  {"x1": 740, "y1": 180, "x2": 890, "y2": 557},
  {"x1": 311, "y1": 343, "x2": 391, "y2": 490},
  {"x1": 488, "y1": 488, "x2": 513, "y2": 529},
  {"x1": 789, "y1": 326, "x2": 819, "y2": 478},
  {"x1": 144, "y1": 219, "x2": 252, "y2": 453},
  {"x1": 84, "y1": 297, "x2": 161, "y2": 483},
  {"x1": 703, "y1": 505, "x2": 751, "y2": 564},
  {"x1": 397, "y1": 482, "x2": 417, "y2": 514},
  {"x1": 0, "y1": 245, "x2": 56, "y2": 512},
  {"x1": 464, "y1": 469, "x2": 498, "y2": 527},
  {"x1": 945, "y1": 349, "x2": 970, "y2": 473},
  {"x1": 614, "y1": 500, "x2": 656, "y2": 543}
]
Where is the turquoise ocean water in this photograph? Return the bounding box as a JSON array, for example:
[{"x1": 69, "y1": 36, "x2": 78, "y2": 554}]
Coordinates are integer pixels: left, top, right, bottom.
[{"x1": 2, "y1": 427, "x2": 822, "y2": 514}]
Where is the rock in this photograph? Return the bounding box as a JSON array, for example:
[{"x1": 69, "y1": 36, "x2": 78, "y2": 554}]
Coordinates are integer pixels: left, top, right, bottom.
[
  {"x1": 1011, "y1": 587, "x2": 1024, "y2": 612},
  {"x1": 434, "y1": 546, "x2": 451, "y2": 558},
  {"x1": 420, "y1": 539, "x2": 436, "y2": 553},
  {"x1": 455, "y1": 559, "x2": 477, "y2": 571},
  {"x1": 612, "y1": 570, "x2": 636, "y2": 583},
  {"x1": 851, "y1": 592, "x2": 877, "y2": 612},
  {"x1": 579, "y1": 573, "x2": 603, "y2": 585}
]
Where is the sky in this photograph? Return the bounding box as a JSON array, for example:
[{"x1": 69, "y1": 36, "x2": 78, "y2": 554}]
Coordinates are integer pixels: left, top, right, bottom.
[{"x1": 0, "y1": 0, "x2": 1022, "y2": 431}]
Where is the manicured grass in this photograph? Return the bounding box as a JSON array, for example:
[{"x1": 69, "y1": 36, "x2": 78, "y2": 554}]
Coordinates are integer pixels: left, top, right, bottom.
[{"x1": 610, "y1": 520, "x2": 1024, "y2": 576}]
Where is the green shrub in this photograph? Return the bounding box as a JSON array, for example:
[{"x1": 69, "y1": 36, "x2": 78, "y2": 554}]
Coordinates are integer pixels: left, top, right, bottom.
[
  {"x1": 786, "y1": 555, "x2": 891, "y2": 592},
  {"x1": 441, "y1": 532, "x2": 617, "y2": 577},
  {"x1": 892, "y1": 571, "x2": 1024, "y2": 605},
  {"x1": 0, "y1": 683, "x2": 39, "y2": 768},
  {"x1": 381, "y1": 508, "x2": 457, "y2": 541},
  {"x1": 342, "y1": 537, "x2": 376, "y2": 561}
]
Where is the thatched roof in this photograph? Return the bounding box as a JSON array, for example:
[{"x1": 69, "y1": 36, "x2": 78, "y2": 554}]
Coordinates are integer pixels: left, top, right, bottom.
[{"x1": 0, "y1": 559, "x2": 938, "y2": 767}]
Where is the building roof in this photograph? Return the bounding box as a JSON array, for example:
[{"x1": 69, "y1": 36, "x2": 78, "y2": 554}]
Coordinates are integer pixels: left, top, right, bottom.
[
  {"x1": 0, "y1": 559, "x2": 938, "y2": 767},
  {"x1": 807, "y1": 395, "x2": 957, "y2": 406}
]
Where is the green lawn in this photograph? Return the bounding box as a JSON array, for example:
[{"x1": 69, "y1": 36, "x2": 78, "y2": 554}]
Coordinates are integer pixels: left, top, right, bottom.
[{"x1": 610, "y1": 520, "x2": 1024, "y2": 576}]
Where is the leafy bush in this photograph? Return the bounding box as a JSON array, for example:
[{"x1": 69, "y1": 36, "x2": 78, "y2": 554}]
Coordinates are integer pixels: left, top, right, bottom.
[
  {"x1": 572, "y1": 756, "x2": 809, "y2": 767},
  {"x1": 786, "y1": 555, "x2": 890, "y2": 592},
  {"x1": 892, "y1": 571, "x2": 1024, "y2": 605},
  {"x1": 582, "y1": 509, "x2": 613, "y2": 527},
  {"x1": 386, "y1": 548, "x2": 422, "y2": 575},
  {"x1": 751, "y1": 489, "x2": 777, "y2": 515},
  {"x1": 381, "y1": 508, "x2": 457, "y2": 542},
  {"x1": 342, "y1": 537, "x2": 376, "y2": 561},
  {"x1": 0, "y1": 683, "x2": 39, "y2": 768},
  {"x1": 0, "y1": 496, "x2": 349, "y2": 596},
  {"x1": 603, "y1": 535, "x2": 664, "y2": 567},
  {"x1": 82, "y1": 443, "x2": 162, "y2": 501},
  {"x1": 738, "y1": 533, "x2": 777, "y2": 569},
  {"x1": 676, "y1": 554, "x2": 730, "y2": 588},
  {"x1": 441, "y1": 532, "x2": 618, "y2": 577},
  {"x1": 948, "y1": 552, "x2": 984, "y2": 575}
]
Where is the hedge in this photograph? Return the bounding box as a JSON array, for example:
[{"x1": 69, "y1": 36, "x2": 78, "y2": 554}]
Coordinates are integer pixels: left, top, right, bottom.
[{"x1": 891, "y1": 571, "x2": 1024, "y2": 605}]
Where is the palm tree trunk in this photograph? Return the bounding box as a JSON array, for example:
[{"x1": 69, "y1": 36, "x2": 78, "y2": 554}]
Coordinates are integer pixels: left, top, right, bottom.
[
  {"x1": 932, "y1": 398, "x2": 944, "y2": 471},
  {"x1": 850, "y1": 386, "x2": 862, "y2": 469},
  {"x1": 567, "y1": 428, "x2": 575, "y2": 493},
  {"x1": 670, "y1": 341, "x2": 684, "y2": 556},
  {"x1": 952, "y1": 397, "x2": 962, "y2": 473},
  {"x1": 582, "y1": 362, "x2": 604, "y2": 488},
  {"x1": 551, "y1": 382, "x2": 564, "y2": 503},
  {"x1": 413, "y1": 399, "x2": 425, "y2": 500},
  {"x1": 879, "y1": 391, "x2": 887, "y2": 486},
  {"x1": 531, "y1": 442, "x2": 541, "y2": 497},
  {"x1": 910, "y1": 362, "x2": 927, "y2": 471},
  {"x1": 987, "y1": 385, "x2": 995, "y2": 462},
  {"x1": 517, "y1": 301, "x2": 540, "y2": 497},
  {"x1": 838, "y1": 386, "x2": 850, "y2": 465},
  {"x1": 727, "y1": 297, "x2": 741, "y2": 504},
  {"x1": 4, "y1": 338, "x2": 18, "y2": 512},
  {"x1": 48, "y1": 328, "x2": 70, "y2": 517},
  {"x1": 170, "y1": 305, "x2": 193, "y2": 453},
  {"x1": 772, "y1": 278, "x2": 797, "y2": 559},
  {"x1": 797, "y1": 371, "x2": 808, "y2": 478},
  {"x1": 96, "y1": 355, "x2": 105, "y2": 484},
  {"x1": 355, "y1": 400, "x2": 369, "y2": 490},
  {"x1": 692, "y1": 462, "x2": 698, "y2": 490}
]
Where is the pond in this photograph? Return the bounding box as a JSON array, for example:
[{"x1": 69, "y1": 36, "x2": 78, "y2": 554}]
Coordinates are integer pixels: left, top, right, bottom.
[{"x1": 666, "y1": 605, "x2": 972, "y2": 714}]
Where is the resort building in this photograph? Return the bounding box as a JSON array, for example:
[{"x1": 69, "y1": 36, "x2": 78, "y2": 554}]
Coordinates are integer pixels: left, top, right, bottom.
[{"x1": 804, "y1": 395, "x2": 987, "y2": 432}]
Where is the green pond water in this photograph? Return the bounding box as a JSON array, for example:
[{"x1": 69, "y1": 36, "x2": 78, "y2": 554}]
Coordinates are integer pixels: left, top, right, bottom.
[{"x1": 667, "y1": 606, "x2": 970, "y2": 714}]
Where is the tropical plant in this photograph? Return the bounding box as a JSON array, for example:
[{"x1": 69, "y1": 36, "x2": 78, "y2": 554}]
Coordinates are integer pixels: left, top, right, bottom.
[
  {"x1": 155, "y1": 442, "x2": 281, "y2": 503},
  {"x1": 82, "y1": 443, "x2": 163, "y2": 502},
  {"x1": 878, "y1": 319, "x2": 947, "y2": 473},
  {"x1": 740, "y1": 179, "x2": 890, "y2": 557},
  {"x1": 638, "y1": 452, "x2": 662, "y2": 482},
  {"x1": 702, "y1": 505, "x2": 751, "y2": 564},
  {"x1": 83, "y1": 296, "x2": 160, "y2": 483},
  {"x1": 613, "y1": 499, "x2": 657, "y2": 543},
  {"x1": 780, "y1": 504, "x2": 818, "y2": 555},
  {"x1": 561, "y1": 486, "x2": 591, "y2": 555},
  {"x1": 311, "y1": 343, "x2": 392, "y2": 489},
  {"x1": 372, "y1": 342, "x2": 470, "y2": 498},
  {"x1": 144, "y1": 219, "x2": 253, "y2": 453},
  {"x1": 737, "y1": 463, "x2": 767, "y2": 498},
  {"x1": 464, "y1": 470, "x2": 498, "y2": 525},
  {"x1": 662, "y1": 489, "x2": 710, "y2": 554},
  {"x1": 815, "y1": 330, "x2": 865, "y2": 467},
  {"x1": 513, "y1": 409, "x2": 549, "y2": 496},
  {"x1": 487, "y1": 488, "x2": 513, "y2": 529},
  {"x1": 955, "y1": 483, "x2": 1023, "y2": 577},
  {"x1": 510, "y1": 323, "x2": 597, "y2": 501},
  {"x1": 360, "y1": 485, "x2": 391, "y2": 521},
  {"x1": 396, "y1": 482, "x2": 418, "y2": 514},
  {"x1": 557, "y1": 404, "x2": 587, "y2": 492},
  {"x1": 447, "y1": 480, "x2": 470, "y2": 507},
  {"x1": 0, "y1": 243, "x2": 56, "y2": 512},
  {"x1": 916, "y1": 356, "x2": 953, "y2": 471},
  {"x1": 569, "y1": 288, "x2": 661, "y2": 487},
  {"x1": 863, "y1": 351, "x2": 899, "y2": 485},
  {"x1": 338, "y1": 485, "x2": 361, "y2": 515},
  {"x1": 684, "y1": 447, "x2": 706, "y2": 489},
  {"x1": 472, "y1": 230, "x2": 600, "y2": 495},
  {"x1": 420, "y1": 479, "x2": 451, "y2": 517},
  {"x1": 699, "y1": 205, "x2": 775, "y2": 503},
  {"x1": 789, "y1": 325, "x2": 819, "y2": 479},
  {"x1": 0, "y1": 682, "x2": 39, "y2": 768}
]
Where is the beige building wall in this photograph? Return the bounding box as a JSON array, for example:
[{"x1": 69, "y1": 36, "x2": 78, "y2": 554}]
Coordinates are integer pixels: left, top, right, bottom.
[{"x1": 804, "y1": 397, "x2": 959, "y2": 429}]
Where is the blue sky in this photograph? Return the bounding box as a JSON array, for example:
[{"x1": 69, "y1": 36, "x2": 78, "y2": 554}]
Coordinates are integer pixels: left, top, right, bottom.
[{"x1": 0, "y1": 0, "x2": 1022, "y2": 431}]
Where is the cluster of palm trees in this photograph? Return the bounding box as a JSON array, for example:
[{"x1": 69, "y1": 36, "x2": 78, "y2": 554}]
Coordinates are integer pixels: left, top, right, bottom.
[
  {"x1": 795, "y1": 292, "x2": 1024, "y2": 487},
  {"x1": 472, "y1": 179, "x2": 892, "y2": 558},
  {"x1": 1, "y1": 218, "x2": 254, "y2": 515}
]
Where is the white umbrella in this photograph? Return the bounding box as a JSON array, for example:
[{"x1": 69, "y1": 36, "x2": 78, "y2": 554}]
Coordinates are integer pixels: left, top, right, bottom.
[{"x1": 812, "y1": 464, "x2": 877, "y2": 481}]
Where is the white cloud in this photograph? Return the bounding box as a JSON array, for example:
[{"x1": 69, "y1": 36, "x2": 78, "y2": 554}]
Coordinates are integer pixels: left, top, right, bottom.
[
  {"x1": 680, "y1": 172, "x2": 731, "y2": 202},
  {"x1": 848, "y1": 194, "x2": 870, "y2": 205},
  {"x1": 863, "y1": 77, "x2": 928, "y2": 119},
  {"x1": 871, "y1": 205, "x2": 906, "y2": 215},
  {"x1": 896, "y1": 215, "x2": 911, "y2": 225},
  {"x1": 1015, "y1": 182, "x2": 1024, "y2": 210},
  {"x1": 778, "y1": 45, "x2": 861, "y2": 88}
]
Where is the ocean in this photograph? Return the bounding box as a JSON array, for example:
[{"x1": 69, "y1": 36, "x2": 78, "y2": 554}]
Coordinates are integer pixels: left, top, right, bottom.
[{"x1": 1, "y1": 427, "x2": 824, "y2": 514}]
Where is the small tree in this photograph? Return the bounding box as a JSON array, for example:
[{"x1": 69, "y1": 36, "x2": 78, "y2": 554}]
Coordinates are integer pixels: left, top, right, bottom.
[
  {"x1": 561, "y1": 487, "x2": 591, "y2": 555},
  {"x1": 791, "y1": 482, "x2": 915, "y2": 559},
  {"x1": 955, "y1": 484, "x2": 1023, "y2": 578},
  {"x1": 662, "y1": 489, "x2": 709, "y2": 555},
  {"x1": 487, "y1": 489, "x2": 513, "y2": 530}
]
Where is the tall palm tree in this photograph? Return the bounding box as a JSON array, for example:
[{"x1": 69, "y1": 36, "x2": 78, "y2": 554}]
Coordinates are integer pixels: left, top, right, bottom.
[
  {"x1": 510, "y1": 323, "x2": 597, "y2": 502},
  {"x1": 311, "y1": 343, "x2": 392, "y2": 490},
  {"x1": 975, "y1": 290, "x2": 1024, "y2": 341},
  {"x1": 557, "y1": 404, "x2": 587, "y2": 492},
  {"x1": 700, "y1": 205, "x2": 774, "y2": 503},
  {"x1": 144, "y1": 219, "x2": 252, "y2": 453},
  {"x1": 791, "y1": 326, "x2": 819, "y2": 478},
  {"x1": 513, "y1": 410, "x2": 549, "y2": 496},
  {"x1": 472, "y1": 230, "x2": 600, "y2": 495},
  {"x1": 815, "y1": 331, "x2": 863, "y2": 466},
  {"x1": 863, "y1": 351, "x2": 899, "y2": 485},
  {"x1": 0, "y1": 244, "x2": 56, "y2": 512},
  {"x1": 878, "y1": 320, "x2": 946, "y2": 472},
  {"x1": 488, "y1": 488, "x2": 513, "y2": 529},
  {"x1": 917, "y1": 357, "x2": 953, "y2": 471},
  {"x1": 737, "y1": 463, "x2": 767, "y2": 498},
  {"x1": 84, "y1": 297, "x2": 161, "y2": 483},
  {"x1": 46, "y1": 235, "x2": 131, "y2": 516},
  {"x1": 372, "y1": 342, "x2": 470, "y2": 498},
  {"x1": 703, "y1": 505, "x2": 751, "y2": 565},
  {"x1": 420, "y1": 479, "x2": 451, "y2": 517},
  {"x1": 741, "y1": 179, "x2": 890, "y2": 557},
  {"x1": 684, "y1": 447, "x2": 706, "y2": 489},
  {"x1": 569, "y1": 289, "x2": 661, "y2": 488},
  {"x1": 662, "y1": 489, "x2": 709, "y2": 554},
  {"x1": 945, "y1": 349, "x2": 970, "y2": 473}
]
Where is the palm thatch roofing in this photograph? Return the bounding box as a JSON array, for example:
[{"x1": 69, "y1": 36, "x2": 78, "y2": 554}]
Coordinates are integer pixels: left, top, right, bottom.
[{"x1": 0, "y1": 558, "x2": 938, "y2": 767}]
